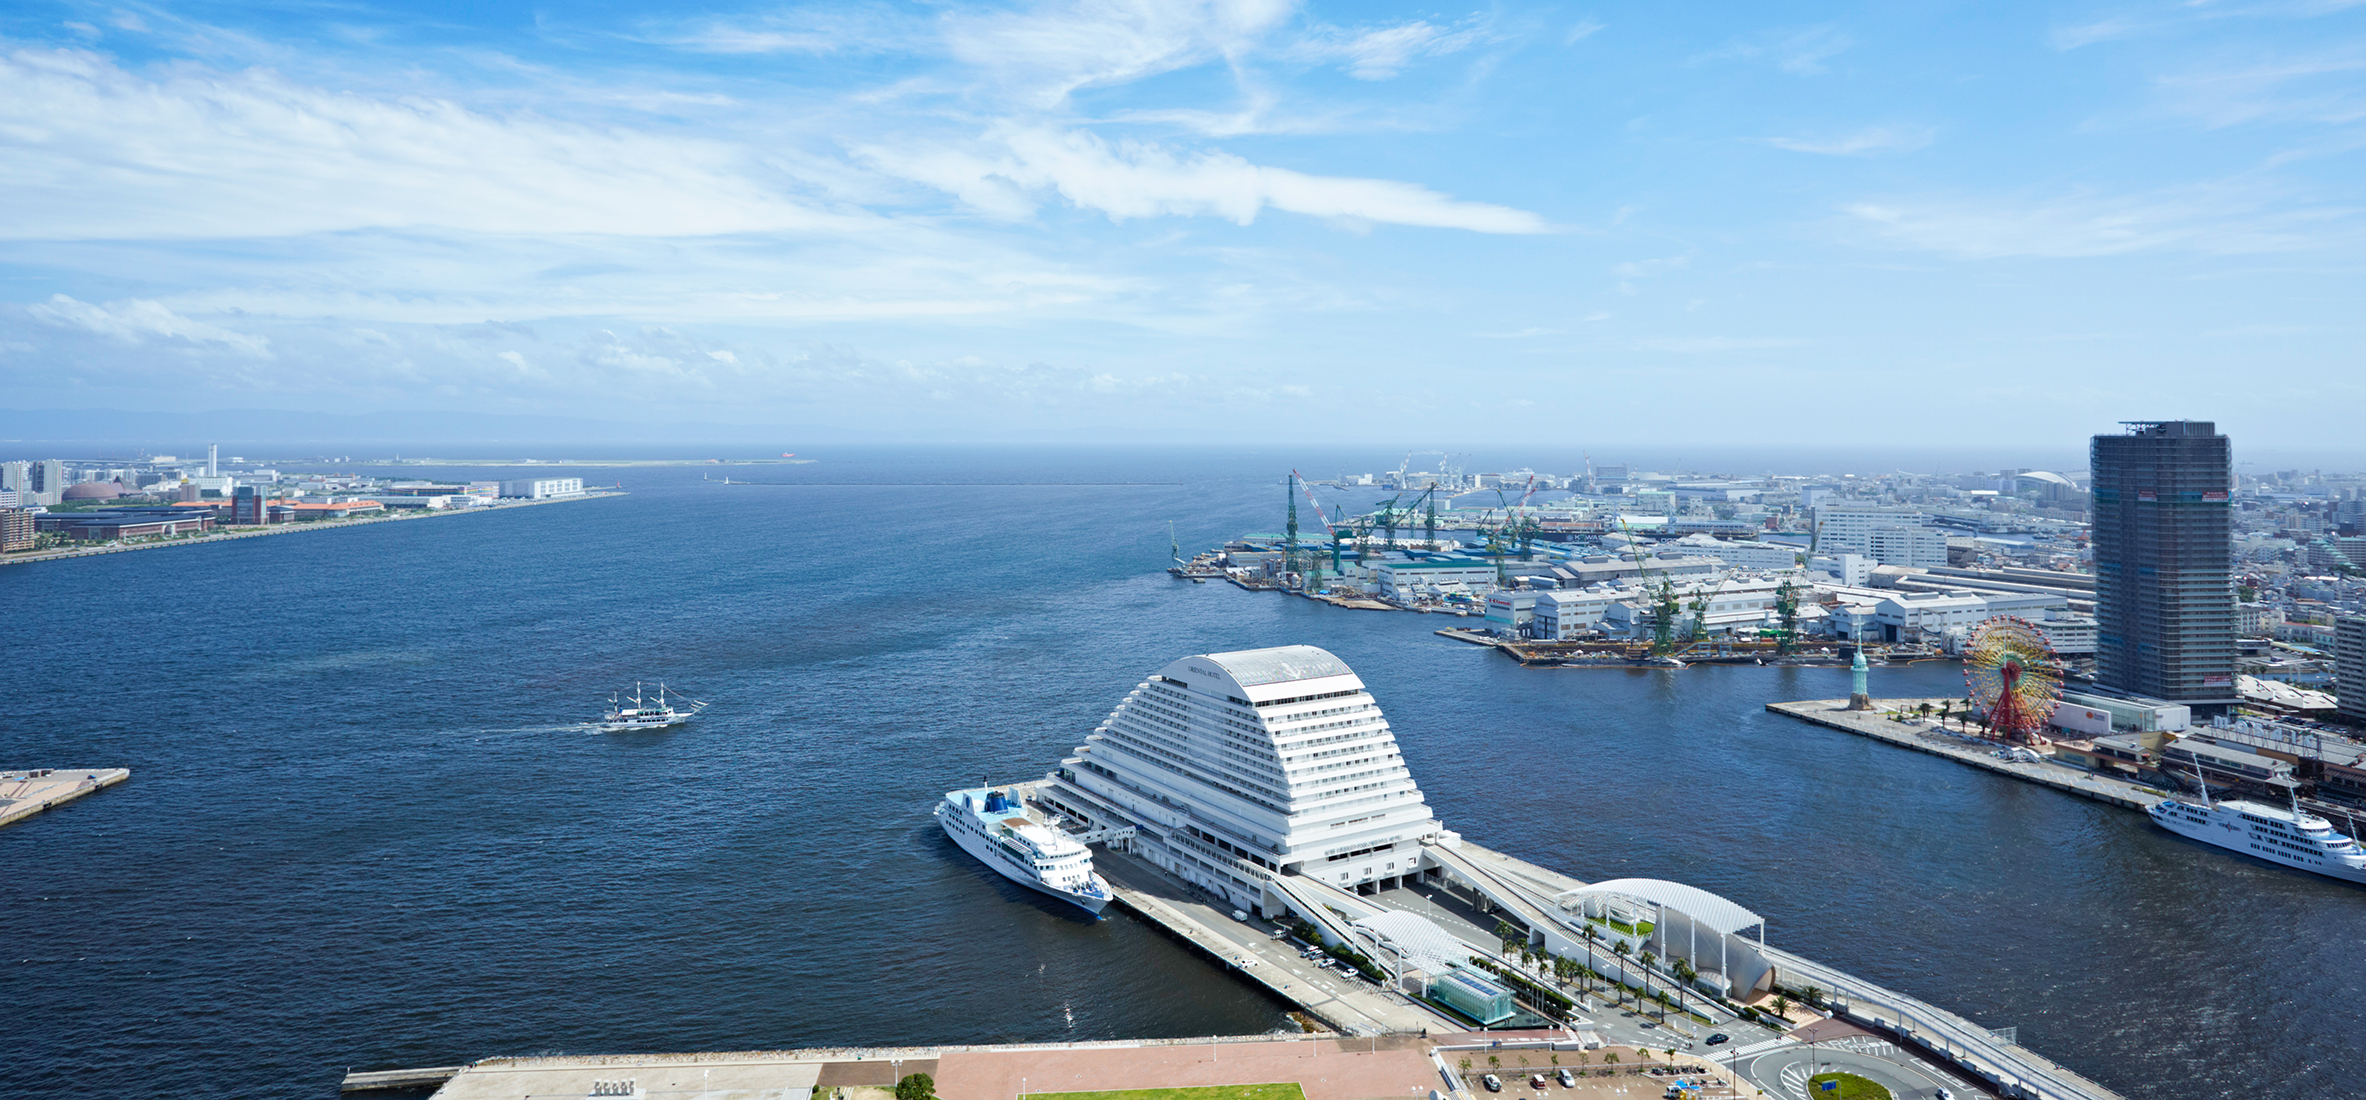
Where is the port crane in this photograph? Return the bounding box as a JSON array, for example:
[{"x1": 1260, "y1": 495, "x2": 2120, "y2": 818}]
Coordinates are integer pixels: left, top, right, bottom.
[
  {"x1": 1292, "y1": 469, "x2": 1347, "y2": 581},
  {"x1": 1621, "y1": 519, "x2": 1684, "y2": 657}
]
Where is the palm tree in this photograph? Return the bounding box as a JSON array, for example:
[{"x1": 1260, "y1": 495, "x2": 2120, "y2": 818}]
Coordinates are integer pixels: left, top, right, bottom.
[
  {"x1": 1774, "y1": 994, "x2": 1789, "y2": 1018},
  {"x1": 1939, "y1": 700, "x2": 1954, "y2": 727},
  {"x1": 1459, "y1": 1057, "x2": 1472, "y2": 1079},
  {"x1": 1495, "y1": 919, "x2": 1522, "y2": 958},
  {"x1": 1580, "y1": 925, "x2": 1602, "y2": 991},
  {"x1": 1918, "y1": 701, "x2": 1934, "y2": 720}
]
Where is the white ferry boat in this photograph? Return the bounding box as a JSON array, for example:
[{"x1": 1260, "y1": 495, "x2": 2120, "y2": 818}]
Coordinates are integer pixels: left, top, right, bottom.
[
  {"x1": 2148, "y1": 787, "x2": 2366, "y2": 884},
  {"x1": 599, "y1": 682, "x2": 707, "y2": 732},
  {"x1": 935, "y1": 787, "x2": 1111, "y2": 915}
]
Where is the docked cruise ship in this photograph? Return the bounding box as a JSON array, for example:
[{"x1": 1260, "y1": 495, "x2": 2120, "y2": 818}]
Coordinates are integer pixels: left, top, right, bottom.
[
  {"x1": 935, "y1": 786, "x2": 1112, "y2": 915},
  {"x1": 1038, "y1": 644, "x2": 1445, "y2": 918},
  {"x1": 2148, "y1": 792, "x2": 2366, "y2": 884}
]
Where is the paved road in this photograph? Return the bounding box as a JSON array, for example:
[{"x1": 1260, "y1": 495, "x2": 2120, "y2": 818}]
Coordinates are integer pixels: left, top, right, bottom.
[{"x1": 1724, "y1": 1036, "x2": 1990, "y2": 1100}]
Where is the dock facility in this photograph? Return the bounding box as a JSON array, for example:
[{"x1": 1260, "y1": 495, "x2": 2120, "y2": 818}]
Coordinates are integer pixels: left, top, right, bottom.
[
  {"x1": 0, "y1": 768, "x2": 129, "y2": 828},
  {"x1": 361, "y1": 645, "x2": 2128, "y2": 1100}
]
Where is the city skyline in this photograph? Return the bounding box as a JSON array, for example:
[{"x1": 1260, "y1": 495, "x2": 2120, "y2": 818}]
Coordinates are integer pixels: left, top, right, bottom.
[{"x1": 3, "y1": 1, "x2": 2363, "y2": 446}]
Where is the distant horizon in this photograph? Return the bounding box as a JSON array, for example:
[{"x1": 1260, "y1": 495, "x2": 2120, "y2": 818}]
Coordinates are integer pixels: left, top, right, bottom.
[{"x1": 7, "y1": 409, "x2": 2364, "y2": 478}]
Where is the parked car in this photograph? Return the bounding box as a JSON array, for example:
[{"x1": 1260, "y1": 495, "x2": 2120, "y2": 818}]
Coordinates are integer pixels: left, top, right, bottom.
[
  {"x1": 1556, "y1": 1069, "x2": 1576, "y2": 1087},
  {"x1": 1529, "y1": 1075, "x2": 1548, "y2": 1089},
  {"x1": 1480, "y1": 1074, "x2": 1502, "y2": 1092},
  {"x1": 1705, "y1": 1033, "x2": 1730, "y2": 1046}
]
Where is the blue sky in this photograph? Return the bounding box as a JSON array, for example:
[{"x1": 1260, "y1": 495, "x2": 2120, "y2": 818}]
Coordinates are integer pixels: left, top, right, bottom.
[{"x1": 1, "y1": 0, "x2": 2361, "y2": 447}]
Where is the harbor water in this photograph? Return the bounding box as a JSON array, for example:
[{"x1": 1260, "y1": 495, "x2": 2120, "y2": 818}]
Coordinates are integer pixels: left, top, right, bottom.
[{"x1": 3, "y1": 447, "x2": 2359, "y2": 1099}]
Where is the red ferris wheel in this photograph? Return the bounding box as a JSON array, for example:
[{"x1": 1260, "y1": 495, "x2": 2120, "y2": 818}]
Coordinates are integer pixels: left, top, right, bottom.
[{"x1": 1964, "y1": 617, "x2": 2063, "y2": 744}]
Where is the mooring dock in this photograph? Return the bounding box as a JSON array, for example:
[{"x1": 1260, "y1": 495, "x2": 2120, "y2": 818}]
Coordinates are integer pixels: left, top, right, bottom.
[
  {"x1": 0, "y1": 768, "x2": 130, "y2": 828},
  {"x1": 1767, "y1": 698, "x2": 2164, "y2": 812}
]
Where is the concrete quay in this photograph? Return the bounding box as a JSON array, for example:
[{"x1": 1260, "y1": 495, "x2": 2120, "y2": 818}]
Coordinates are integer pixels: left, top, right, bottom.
[
  {"x1": 0, "y1": 768, "x2": 130, "y2": 828},
  {"x1": 1095, "y1": 848, "x2": 1461, "y2": 1036},
  {"x1": 363, "y1": 1031, "x2": 1702, "y2": 1100},
  {"x1": 1767, "y1": 699, "x2": 2165, "y2": 813},
  {"x1": 1093, "y1": 822, "x2": 2123, "y2": 1100}
]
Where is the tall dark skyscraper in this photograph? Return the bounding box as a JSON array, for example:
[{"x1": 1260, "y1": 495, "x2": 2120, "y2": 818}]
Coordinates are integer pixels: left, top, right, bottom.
[{"x1": 2091, "y1": 420, "x2": 2236, "y2": 710}]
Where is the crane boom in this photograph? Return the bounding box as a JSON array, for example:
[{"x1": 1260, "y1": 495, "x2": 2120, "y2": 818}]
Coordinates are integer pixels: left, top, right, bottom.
[{"x1": 1291, "y1": 470, "x2": 1338, "y2": 535}]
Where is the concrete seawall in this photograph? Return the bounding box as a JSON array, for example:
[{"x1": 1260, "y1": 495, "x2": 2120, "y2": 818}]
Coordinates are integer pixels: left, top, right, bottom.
[{"x1": 1767, "y1": 699, "x2": 2164, "y2": 813}]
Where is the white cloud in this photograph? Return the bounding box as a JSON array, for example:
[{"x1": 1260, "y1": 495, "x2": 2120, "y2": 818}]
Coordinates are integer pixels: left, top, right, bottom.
[
  {"x1": 0, "y1": 47, "x2": 852, "y2": 240},
  {"x1": 23, "y1": 294, "x2": 272, "y2": 356},
  {"x1": 864, "y1": 126, "x2": 1549, "y2": 233},
  {"x1": 1698, "y1": 25, "x2": 1853, "y2": 76},
  {"x1": 1612, "y1": 255, "x2": 1689, "y2": 278},
  {"x1": 2052, "y1": 1, "x2": 2366, "y2": 50},
  {"x1": 2151, "y1": 47, "x2": 2366, "y2": 127},
  {"x1": 1633, "y1": 336, "x2": 1807, "y2": 352},
  {"x1": 657, "y1": 6, "x2": 919, "y2": 55},
  {"x1": 1289, "y1": 18, "x2": 1489, "y2": 80},
  {"x1": 2050, "y1": 18, "x2": 2143, "y2": 51},
  {"x1": 1762, "y1": 125, "x2": 1936, "y2": 155},
  {"x1": 943, "y1": 0, "x2": 1295, "y2": 105},
  {"x1": 1845, "y1": 184, "x2": 2356, "y2": 258}
]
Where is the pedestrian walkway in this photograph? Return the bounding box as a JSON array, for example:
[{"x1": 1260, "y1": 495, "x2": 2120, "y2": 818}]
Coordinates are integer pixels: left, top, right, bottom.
[{"x1": 1722, "y1": 1037, "x2": 1796, "y2": 1059}]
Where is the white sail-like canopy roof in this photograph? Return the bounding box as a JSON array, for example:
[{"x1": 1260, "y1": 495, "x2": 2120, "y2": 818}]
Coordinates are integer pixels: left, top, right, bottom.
[{"x1": 1556, "y1": 878, "x2": 1763, "y2": 935}]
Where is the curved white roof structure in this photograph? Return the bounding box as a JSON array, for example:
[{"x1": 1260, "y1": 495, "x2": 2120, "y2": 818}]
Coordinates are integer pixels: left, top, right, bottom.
[
  {"x1": 1351, "y1": 910, "x2": 1473, "y2": 976},
  {"x1": 1557, "y1": 878, "x2": 1763, "y2": 935}
]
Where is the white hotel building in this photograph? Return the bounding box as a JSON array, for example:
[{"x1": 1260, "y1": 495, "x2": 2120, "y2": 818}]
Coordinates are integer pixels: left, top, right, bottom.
[{"x1": 1040, "y1": 645, "x2": 1444, "y2": 916}]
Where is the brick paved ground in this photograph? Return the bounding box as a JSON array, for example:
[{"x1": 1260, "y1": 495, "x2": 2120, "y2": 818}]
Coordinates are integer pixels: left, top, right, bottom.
[{"x1": 936, "y1": 1038, "x2": 1436, "y2": 1100}]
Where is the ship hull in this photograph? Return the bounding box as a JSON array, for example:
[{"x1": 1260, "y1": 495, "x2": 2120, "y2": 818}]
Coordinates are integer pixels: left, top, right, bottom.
[
  {"x1": 2148, "y1": 801, "x2": 2366, "y2": 884},
  {"x1": 937, "y1": 805, "x2": 1111, "y2": 915}
]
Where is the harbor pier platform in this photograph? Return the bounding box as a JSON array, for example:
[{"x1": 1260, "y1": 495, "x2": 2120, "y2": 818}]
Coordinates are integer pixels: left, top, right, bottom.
[
  {"x1": 1767, "y1": 698, "x2": 2165, "y2": 812},
  {"x1": 1070, "y1": 811, "x2": 2124, "y2": 1100},
  {"x1": 0, "y1": 768, "x2": 129, "y2": 828},
  {"x1": 355, "y1": 1031, "x2": 1740, "y2": 1100}
]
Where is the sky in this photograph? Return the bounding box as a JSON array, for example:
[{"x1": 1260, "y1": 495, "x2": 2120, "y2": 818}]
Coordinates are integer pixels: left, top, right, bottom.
[{"x1": 1, "y1": 0, "x2": 2362, "y2": 447}]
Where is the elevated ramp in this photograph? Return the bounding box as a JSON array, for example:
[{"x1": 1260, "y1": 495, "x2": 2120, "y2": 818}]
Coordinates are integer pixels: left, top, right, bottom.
[{"x1": 1420, "y1": 842, "x2": 1570, "y2": 945}]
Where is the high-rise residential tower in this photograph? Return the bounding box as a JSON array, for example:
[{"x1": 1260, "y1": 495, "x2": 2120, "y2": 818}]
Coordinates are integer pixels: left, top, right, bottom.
[
  {"x1": 2337, "y1": 618, "x2": 2366, "y2": 727},
  {"x1": 2091, "y1": 421, "x2": 2236, "y2": 710}
]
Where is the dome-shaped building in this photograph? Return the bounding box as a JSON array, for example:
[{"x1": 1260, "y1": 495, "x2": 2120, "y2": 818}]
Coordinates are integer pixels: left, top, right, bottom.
[{"x1": 61, "y1": 480, "x2": 123, "y2": 501}]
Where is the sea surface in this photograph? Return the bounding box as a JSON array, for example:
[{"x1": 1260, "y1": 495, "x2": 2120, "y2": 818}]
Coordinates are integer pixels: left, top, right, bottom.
[{"x1": 4, "y1": 447, "x2": 2359, "y2": 1100}]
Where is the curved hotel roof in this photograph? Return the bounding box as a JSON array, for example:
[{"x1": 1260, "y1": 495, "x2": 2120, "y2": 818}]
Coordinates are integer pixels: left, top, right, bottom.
[{"x1": 1052, "y1": 644, "x2": 1441, "y2": 900}]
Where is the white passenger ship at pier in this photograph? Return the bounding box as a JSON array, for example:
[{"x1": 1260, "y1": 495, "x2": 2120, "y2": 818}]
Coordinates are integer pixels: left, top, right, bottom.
[
  {"x1": 2148, "y1": 791, "x2": 2366, "y2": 884},
  {"x1": 936, "y1": 787, "x2": 1112, "y2": 915}
]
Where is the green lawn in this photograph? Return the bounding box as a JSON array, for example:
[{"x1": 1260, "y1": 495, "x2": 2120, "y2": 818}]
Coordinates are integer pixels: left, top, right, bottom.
[
  {"x1": 1805, "y1": 1072, "x2": 1893, "y2": 1100},
  {"x1": 1027, "y1": 1085, "x2": 1306, "y2": 1100}
]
